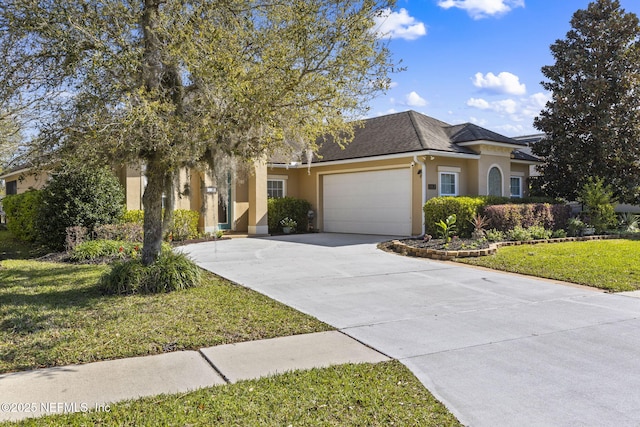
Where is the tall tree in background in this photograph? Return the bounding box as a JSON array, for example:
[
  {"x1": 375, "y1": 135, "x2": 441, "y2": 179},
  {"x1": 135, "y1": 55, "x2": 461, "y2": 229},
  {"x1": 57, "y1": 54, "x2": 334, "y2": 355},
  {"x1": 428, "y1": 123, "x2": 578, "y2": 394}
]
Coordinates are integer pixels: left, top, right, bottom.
[
  {"x1": 533, "y1": 0, "x2": 640, "y2": 203},
  {"x1": 0, "y1": 0, "x2": 395, "y2": 264}
]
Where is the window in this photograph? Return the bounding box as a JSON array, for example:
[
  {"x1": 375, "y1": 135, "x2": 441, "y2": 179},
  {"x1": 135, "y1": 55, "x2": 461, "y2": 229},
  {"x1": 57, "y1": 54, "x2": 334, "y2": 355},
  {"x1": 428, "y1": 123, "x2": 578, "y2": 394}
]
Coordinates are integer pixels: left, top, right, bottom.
[
  {"x1": 267, "y1": 179, "x2": 285, "y2": 198},
  {"x1": 510, "y1": 176, "x2": 522, "y2": 198},
  {"x1": 488, "y1": 167, "x2": 502, "y2": 197},
  {"x1": 5, "y1": 180, "x2": 17, "y2": 195},
  {"x1": 438, "y1": 172, "x2": 458, "y2": 196}
]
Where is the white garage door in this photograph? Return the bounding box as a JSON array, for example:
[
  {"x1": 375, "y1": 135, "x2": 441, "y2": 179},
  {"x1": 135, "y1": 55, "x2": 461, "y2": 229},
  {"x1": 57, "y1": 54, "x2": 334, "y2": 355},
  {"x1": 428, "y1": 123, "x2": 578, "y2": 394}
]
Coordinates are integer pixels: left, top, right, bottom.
[{"x1": 323, "y1": 169, "x2": 412, "y2": 236}]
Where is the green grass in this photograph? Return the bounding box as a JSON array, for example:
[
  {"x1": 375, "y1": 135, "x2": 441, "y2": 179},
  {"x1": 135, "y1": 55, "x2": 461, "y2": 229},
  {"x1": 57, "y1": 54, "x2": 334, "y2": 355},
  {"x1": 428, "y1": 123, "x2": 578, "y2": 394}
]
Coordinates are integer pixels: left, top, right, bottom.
[
  {"x1": 0, "y1": 230, "x2": 48, "y2": 260},
  {"x1": 0, "y1": 259, "x2": 331, "y2": 374},
  {"x1": 1, "y1": 361, "x2": 462, "y2": 427},
  {"x1": 456, "y1": 239, "x2": 640, "y2": 292}
]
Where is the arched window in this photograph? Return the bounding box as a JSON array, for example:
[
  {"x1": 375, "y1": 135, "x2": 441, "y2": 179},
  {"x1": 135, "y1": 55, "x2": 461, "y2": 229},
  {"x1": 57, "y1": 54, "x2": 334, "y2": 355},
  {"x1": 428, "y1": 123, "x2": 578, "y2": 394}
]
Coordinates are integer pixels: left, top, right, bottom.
[{"x1": 488, "y1": 166, "x2": 502, "y2": 196}]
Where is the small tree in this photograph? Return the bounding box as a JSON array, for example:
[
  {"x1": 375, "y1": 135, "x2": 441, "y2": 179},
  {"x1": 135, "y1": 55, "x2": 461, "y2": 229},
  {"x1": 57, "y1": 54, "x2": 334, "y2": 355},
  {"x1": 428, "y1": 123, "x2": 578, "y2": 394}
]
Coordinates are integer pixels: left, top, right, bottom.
[
  {"x1": 578, "y1": 177, "x2": 617, "y2": 233},
  {"x1": 37, "y1": 165, "x2": 124, "y2": 250}
]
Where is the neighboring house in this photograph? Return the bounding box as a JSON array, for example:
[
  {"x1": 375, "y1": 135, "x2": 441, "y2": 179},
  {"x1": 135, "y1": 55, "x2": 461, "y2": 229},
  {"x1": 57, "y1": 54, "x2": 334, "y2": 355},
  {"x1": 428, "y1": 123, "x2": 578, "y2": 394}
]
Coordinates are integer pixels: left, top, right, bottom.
[
  {"x1": 512, "y1": 133, "x2": 545, "y2": 178},
  {"x1": 0, "y1": 110, "x2": 540, "y2": 237}
]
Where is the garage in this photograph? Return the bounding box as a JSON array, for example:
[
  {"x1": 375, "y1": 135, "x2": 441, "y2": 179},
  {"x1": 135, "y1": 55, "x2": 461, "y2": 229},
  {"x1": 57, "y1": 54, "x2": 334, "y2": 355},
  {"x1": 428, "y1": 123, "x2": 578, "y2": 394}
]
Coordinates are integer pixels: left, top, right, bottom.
[{"x1": 323, "y1": 169, "x2": 412, "y2": 236}]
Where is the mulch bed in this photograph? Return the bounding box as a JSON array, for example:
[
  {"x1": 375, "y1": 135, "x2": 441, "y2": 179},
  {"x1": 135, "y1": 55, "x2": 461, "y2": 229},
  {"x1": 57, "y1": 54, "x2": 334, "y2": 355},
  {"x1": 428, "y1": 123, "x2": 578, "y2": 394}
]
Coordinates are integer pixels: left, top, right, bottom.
[{"x1": 395, "y1": 237, "x2": 491, "y2": 251}]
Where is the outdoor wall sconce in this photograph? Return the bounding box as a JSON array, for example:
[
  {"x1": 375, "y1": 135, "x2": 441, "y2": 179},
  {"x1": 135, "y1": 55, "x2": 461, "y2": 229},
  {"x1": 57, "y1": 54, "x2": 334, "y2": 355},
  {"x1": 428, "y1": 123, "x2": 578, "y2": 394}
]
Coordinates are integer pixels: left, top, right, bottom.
[{"x1": 205, "y1": 186, "x2": 217, "y2": 194}]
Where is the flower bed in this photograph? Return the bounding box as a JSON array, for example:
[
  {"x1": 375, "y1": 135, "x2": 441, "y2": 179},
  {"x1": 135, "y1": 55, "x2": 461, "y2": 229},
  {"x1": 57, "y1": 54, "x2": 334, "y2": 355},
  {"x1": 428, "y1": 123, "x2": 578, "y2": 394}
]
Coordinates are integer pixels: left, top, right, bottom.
[{"x1": 388, "y1": 234, "x2": 627, "y2": 261}]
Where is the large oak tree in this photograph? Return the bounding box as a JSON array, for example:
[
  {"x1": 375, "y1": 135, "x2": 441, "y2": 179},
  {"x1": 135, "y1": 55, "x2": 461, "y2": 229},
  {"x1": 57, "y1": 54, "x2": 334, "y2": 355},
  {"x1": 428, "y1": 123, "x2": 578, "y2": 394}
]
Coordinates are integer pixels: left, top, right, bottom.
[
  {"x1": 533, "y1": 0, "x2": 640, "y2": 203},
  {"x1": 0, "y1": 0, "x2": 395, "y2": 264}
]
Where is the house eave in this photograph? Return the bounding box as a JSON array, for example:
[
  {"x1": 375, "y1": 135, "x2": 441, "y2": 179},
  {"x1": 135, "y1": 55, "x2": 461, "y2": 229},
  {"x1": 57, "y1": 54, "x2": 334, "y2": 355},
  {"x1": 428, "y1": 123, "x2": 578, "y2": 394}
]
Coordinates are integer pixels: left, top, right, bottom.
[
  {"x1": 511, "y1": 159, "x2": 542, "y2": 165},
  {"x1": 0, "y1": 166, "x2": 32, "y2": 180},
  {"x1": 269, "y1": 150, "x2": 481, "y2": 169},
  {"x1": 457, "y1": 140, "x2": 526, "y2": 150}
]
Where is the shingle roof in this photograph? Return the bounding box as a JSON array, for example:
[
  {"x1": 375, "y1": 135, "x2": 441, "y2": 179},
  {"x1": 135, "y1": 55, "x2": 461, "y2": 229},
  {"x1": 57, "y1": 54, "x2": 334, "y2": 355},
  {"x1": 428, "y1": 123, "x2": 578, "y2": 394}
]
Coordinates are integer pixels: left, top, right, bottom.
[
  {"x1": 313, "y1": 110, "x2": 532, "y2": 163},
  {"x1": 512, "y1": 150, "x2": 542, "y2": 162},
  {"x1": 446, "y1": 123, "x2": 527, "y2": 146}
]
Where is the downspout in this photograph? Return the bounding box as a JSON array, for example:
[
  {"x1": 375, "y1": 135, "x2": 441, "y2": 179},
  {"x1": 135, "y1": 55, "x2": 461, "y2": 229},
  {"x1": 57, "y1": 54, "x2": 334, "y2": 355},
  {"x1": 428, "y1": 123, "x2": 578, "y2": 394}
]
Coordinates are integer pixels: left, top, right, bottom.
[{"x1": 414, "y1": 155, "x2": 428, "y2": 236}]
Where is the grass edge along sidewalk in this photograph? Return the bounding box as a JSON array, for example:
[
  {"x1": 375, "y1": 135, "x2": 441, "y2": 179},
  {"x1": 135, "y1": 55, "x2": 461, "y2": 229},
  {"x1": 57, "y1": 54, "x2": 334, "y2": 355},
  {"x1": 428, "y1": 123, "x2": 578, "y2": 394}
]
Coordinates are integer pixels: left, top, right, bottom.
[{"x1": 0, "y1": 361, "x2": 462, "y2": 427}]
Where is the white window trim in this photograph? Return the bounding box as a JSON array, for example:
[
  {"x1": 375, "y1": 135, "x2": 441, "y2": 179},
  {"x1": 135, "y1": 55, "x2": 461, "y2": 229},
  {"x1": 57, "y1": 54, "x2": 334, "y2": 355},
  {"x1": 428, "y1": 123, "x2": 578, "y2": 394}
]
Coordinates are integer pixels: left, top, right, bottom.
[
  {"x1": 438, "y1": 171, "x2": 459, "y2": 196},
  {"x1": 486, "y1": 164, "x2": 504, "y2": 197},
  {"x1": 267, "y1": 178, "x2": 287, "y2": 198},
  {"x1": 510, "y1": 176, "x2": 523, "y2": 198}
]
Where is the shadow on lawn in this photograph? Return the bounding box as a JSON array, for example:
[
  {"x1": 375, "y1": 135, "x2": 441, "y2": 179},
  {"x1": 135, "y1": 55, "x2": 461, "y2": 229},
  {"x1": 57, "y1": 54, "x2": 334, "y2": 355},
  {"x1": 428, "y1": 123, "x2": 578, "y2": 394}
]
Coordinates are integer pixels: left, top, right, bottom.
[{"x1": 0, "y1": 230, "x2": 50, "y2": 261}]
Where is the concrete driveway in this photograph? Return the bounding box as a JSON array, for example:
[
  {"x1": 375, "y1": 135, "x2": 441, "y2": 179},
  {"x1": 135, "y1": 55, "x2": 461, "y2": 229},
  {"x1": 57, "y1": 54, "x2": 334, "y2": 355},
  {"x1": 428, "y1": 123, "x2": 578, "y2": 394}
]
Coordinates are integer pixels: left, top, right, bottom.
[{"x1": 182, "y1": 233, "x2": 640, "y2": 426}]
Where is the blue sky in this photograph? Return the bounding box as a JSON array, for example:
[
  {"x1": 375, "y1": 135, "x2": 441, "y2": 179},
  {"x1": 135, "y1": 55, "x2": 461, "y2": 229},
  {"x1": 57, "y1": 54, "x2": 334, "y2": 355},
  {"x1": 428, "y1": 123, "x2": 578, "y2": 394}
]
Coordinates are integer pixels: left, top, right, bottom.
[{"x1": 368, "y1": 0, "x2": 640, "y2": 137}]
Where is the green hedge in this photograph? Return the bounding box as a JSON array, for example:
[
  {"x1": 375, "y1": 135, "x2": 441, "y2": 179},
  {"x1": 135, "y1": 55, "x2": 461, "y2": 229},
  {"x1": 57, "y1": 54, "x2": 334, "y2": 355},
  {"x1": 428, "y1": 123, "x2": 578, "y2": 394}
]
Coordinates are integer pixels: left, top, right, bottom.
[
  {"x1": 123, "y1": 209, "x2": 200, "y2": 241},
  {"x1": 267, "y1": 197, "x2": 312, "y2": 233},
  {"x1": 483, "y1": 203, "x2": 571, "y2": 231},
  {"x1": 2, "y1": 190, "x2": 42, "y2": 242},
  {"x1": 423, "y1": 196, "x2": 570, "y2": 237},
  {"x1": 423, "y1": 197, "x2": 485, "y2": 238}
]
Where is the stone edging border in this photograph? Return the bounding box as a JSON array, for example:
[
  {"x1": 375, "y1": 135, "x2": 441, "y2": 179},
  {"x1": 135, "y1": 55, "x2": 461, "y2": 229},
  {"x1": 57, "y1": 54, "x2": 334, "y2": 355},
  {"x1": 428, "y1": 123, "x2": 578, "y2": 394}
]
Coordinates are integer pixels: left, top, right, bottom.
[{"x1": 390, "y1": 234, "x2": 636, "y2": 261}]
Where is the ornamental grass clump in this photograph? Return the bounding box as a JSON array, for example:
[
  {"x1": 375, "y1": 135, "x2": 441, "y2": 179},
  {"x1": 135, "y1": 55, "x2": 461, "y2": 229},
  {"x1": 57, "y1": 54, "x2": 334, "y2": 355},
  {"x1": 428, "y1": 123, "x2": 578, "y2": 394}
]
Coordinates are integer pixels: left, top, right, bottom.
[{"x1": 99, "y1": 251, "x2": 201, "y2": 295}]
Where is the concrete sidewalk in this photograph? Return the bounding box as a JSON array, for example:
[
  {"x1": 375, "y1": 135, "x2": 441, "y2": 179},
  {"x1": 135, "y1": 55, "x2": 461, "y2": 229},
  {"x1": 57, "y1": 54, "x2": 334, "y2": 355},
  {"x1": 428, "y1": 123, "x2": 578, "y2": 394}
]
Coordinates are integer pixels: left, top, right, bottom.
[{"x1": 0, "y1": 331, "x2": 389, "y2": 422}]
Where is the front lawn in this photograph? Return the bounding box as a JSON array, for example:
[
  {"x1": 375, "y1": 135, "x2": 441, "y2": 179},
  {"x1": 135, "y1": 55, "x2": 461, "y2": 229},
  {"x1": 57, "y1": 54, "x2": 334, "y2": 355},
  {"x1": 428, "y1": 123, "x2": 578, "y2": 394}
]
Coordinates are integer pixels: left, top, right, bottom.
[
  {"x1": 0, "y1": 260, "x2": 331, "y2": 374},
  {"x1": 456, "y1": 239, "x2": 640, "y2": 292},
  {"x1": 2, "y1": 361, "x2": 462, "y2": 427}
]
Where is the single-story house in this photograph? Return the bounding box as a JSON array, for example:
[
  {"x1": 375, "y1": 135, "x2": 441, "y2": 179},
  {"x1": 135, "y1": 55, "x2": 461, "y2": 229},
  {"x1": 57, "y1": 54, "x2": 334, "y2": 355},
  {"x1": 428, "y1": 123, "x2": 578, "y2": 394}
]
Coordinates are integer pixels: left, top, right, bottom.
[{"x1": 0, "y1": 110, "x2": 540, "y2": 235}]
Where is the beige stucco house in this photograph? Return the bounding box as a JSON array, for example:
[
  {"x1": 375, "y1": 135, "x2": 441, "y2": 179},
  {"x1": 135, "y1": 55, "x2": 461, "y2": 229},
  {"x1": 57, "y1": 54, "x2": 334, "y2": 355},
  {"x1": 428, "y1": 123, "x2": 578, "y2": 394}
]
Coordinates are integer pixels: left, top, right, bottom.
[
  {"x1": 1, "y1": 110, "x2": 539, "y2": 236},
  {"x1": 266, "y1": 110, "x2": 539, "y2": 236}
]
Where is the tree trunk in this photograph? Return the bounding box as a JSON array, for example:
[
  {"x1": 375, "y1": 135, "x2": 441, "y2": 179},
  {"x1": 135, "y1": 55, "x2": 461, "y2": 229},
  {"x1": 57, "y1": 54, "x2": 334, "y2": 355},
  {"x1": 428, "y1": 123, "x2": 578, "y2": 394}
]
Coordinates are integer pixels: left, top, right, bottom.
[
  {"x1": 162, "y1": 169, "x2": 175, "y2": 238},
  {"x1": 141, "y1": 157, "x2": 166, "y2": 265}
]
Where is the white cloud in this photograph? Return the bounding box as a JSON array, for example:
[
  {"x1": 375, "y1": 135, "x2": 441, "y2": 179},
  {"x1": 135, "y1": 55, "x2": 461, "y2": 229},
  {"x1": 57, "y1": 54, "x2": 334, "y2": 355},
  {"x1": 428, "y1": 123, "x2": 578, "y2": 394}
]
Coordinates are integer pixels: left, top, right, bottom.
[
  {"x1": 466, "y1": 92, "x2": 550, "y2": 123},
  {"x1": 389, "y1": 81, "x2": 399, "y2": 89},
  {"x1": 373, "y1": 8, "x2": 427, "y2": 40},
  {"x1": 378, "y1": 108, "x2": 398, "y2": 116},
  {"x1": 467, "y1": 98, "x2": 491, "y2": 109},
  {"x1": 473, "y1": 72, "x2": 526, "y2": 95},
  {"x1": 406, "y1": 91, "x2": 428, "y2": 107},
  {"x1": 493, "y1": 99, "x2": 518, "y2": 115},
  {"x1": 438, "y1": 0, "x2": 525, "y2": 20},
  {"x1": 494, "y1": 123, "x2": 527, "y2": 135},
  {"x1": 469, "y1": 116, "x2": 488, "y2": 126}
]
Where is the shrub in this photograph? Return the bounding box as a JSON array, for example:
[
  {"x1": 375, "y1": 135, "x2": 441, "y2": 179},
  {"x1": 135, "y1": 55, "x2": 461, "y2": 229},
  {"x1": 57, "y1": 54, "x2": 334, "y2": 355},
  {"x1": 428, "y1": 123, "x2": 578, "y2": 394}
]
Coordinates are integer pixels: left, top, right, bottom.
[
  {"x1": 70, "y1": 239, "x2": 141, "y2": 261},
  {"x1": 120, "y1": 209, "x2": 199, "y2": 241},
  {"x1": 122, "y1": 209, "x2": 144, "y2": 224},
  {"x1": 423, "y1": 197, "x2": 485, "y2": 237},
  {"x1": 94, "y1": 223, "x2": 144, "y2": 242},
  {"x1": 567, "y1": 217, "x2": 586, "y2": 237},
  {"x1": 469, "y1": 214, "x2": 489, "y2": 240},
  {"x1": 483, "y1": 203, "x2": 570, "y2": 232},
  {"x1": 36, "y1": 166, "x2": 124, "y2": 250},
  {"x1": 268, "y1": 197, "x2": 312, "y2": 233},
  {"x1": 99, "y1": 250, "x2": 201, "y2": 295},
  {"x1": 65, "y1": 226, "x2": 88, "y2": 251},
  {"x1": 507, "y1": 226, "x2": 532, "y2": 242},
  {"x1": 528, "y1": 225, "x2": 552, "y2": 240},
  {"x1": 619, "y1": 212, "x2": 639, "y2": 232},
  {"x1": 169, "y1": 209, "x2": 200, "y2": 241},
  {"x1": 480, "y1": 195, "x2": 564, "y2": 206},
  {"x1": 2, "y1": 190, "x2": 42, "y2": 242},
  {"x1": 551, "y1": 229, "x2": 567, "y2": 238},
  {"x1": 98, "y1": 259, "x2": 147, "y2": 295},
  {"x1": 578, "y1": 177, "x2": 617, "y2": 233},
  {"x1": 485, "y1": 229, "x2": 505, "y2": 242},
  {"x1": 435, "y1": 214, "x2": 457, "y2": 242}
]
